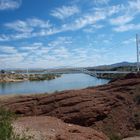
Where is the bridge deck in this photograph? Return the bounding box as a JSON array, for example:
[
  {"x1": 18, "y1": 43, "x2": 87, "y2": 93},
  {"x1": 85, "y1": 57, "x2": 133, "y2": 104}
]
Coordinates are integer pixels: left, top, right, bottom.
[{"x1": 44, "y1": 69, "x2": 136, "y2": 75}]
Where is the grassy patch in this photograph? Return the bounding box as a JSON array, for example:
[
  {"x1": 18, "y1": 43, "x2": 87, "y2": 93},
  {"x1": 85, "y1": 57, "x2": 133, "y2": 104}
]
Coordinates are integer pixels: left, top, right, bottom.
[{"x1": 0, "y1": 108, "x2": 31, "y2": 140}]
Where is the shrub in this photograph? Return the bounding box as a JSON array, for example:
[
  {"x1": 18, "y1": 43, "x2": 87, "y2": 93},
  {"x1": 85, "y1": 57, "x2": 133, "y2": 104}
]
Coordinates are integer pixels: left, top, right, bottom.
[
  {"x1": 134, "y1": 95, "x2": 140, "y2": 105},
  {"x1": 0, "y1": 108, "x2": 31, "y2": 140},
  {"x1": 103, "y1": 125, "x2": 122, "y2": 140},
  {"x1": 109, "y1": 133, "x2": 121, "y2": 140}
]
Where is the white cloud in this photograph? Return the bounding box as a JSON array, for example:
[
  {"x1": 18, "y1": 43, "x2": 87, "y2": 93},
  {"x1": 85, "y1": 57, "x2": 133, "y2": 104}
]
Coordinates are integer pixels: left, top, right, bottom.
[
  {"x1": 0, "y1": 0, "x2": 21, "y2": 10},
  {"x1": 0, "y1": 53, "x2": 24, "y2": 68},
  {"x1": 51, "y1": 5, "x2": 80, "y2": 20},
  {"x1": 0, "y1": 35, "x2": 10, "y2": 41},
  {"x1": 1, "y1": 0, "x2": 140, "y2": 42},
  {"x1": 5, "y1": 20, "x2": 33, "y2": 33},
  {"x1": 110, "y1": 15, "x2": 134, "y2": 25},
  {"x1": 94, "y1": 0, "x2": 110, "y2": 5},
  {"x1": 0, "y1": 46, "x2": 17, "y2": 54},
  {"x1": 1, "y1": 18, "x2": 55, "y2": 41},
  {"x1": 122, "y1": 38, "x2": 135, "y2": 45},
  {"x1": 27, "y1": 18, "x2": 52, "y2": 28},
  {"x1": 48, "y1": 37, "x2": 72, "y2": 47},
  {"x1": 0, "y1": 8, "x2": 108, "y2": 41},
  {"x1": 51, "y1": 47, "x2": 71, "y2": 59},
  {"x1": 83, "y1": 24, "x2": 104, "y2": 33},
  {"x1": 59, "y1": 5, "x2": 123, "y2": 32},
  {"x1": 110, "y1": 0, "x2": 140, "y2": 32},
  {"x1": 19, "y1": 43, "x2": 42, "y2": 51},
  {"x1": 113, "y1": 23, "x2": 140, "y2": 32},
  {"x1": 0, "y1": 2, "x2": 128, "y2": 42},
  {"x1": 128, "y1": 0, "x2": 140, "y2": 14},
  {"x1": 0, "y1": 40, "x2": 110, "y2": 68},
  {"x1": 0, "y1": 5, "x2": 118, "y2": 41},
  {"x1": 5, "y1": 18, "x2": 51, "y2": 33},
  {"x1": 0, "y1": 45, "x2": 23, "y2": 68},
  {"x1": 60, "y1": 11, "x2": 106, "y2": 32}
]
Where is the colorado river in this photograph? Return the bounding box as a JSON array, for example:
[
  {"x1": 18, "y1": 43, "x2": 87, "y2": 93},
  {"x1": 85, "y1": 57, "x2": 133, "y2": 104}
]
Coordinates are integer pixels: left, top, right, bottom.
[{"x1": 0, "y1": 73, "x2": 109, "y2": 95}]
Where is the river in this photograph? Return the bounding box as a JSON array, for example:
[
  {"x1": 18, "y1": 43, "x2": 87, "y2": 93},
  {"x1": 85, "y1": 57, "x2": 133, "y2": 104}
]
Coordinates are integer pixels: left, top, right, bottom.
[{"x1": 0, "y1": 73, "x2": 109, "y2": 95}]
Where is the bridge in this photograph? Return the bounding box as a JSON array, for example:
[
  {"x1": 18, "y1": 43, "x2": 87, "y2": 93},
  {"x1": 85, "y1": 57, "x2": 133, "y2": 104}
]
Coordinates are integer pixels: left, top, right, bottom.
[
  {"x1": 78, "y1": 68, "x2": 97, "y2": 77},
  {"x1": 77, "y1": 68, "x2": 136, "y2": 78},
  {"x1": 44, "y1": 68, "x2": 135, "y2": 78}
]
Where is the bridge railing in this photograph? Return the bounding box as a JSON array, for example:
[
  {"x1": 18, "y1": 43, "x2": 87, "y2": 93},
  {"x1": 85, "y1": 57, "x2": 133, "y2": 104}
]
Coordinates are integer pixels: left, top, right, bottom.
[{"x1": 80, "y1": 68, "x2": 97, "y2": 77}]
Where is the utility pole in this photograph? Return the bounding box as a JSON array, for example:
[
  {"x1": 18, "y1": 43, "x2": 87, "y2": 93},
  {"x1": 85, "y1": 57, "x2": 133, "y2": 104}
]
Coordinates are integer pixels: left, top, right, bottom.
[
  {"x1": 27, "y1": 67, "x2": 29, "y2": 80},
  {"x1": 136, "y1": 34, "x2": 140, "y2": 72}
]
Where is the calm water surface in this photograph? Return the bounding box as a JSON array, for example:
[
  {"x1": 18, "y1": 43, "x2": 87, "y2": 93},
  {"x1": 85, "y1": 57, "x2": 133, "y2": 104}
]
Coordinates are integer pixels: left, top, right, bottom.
[{"x1": 0, "y1": 73, "x2": 109, "y2": 95}]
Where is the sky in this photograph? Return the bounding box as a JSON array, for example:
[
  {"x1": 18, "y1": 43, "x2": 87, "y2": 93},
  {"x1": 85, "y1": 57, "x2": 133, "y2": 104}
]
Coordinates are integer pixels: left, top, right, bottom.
[{"x1": 0, "y1": 0, "x2": 140, "y2": 69}]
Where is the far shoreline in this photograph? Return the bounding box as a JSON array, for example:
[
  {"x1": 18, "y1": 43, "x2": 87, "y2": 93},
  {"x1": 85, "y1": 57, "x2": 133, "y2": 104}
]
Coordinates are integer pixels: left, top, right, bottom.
[{"x1": 0, "y1": 73, "x2": 61, "y2": 83}]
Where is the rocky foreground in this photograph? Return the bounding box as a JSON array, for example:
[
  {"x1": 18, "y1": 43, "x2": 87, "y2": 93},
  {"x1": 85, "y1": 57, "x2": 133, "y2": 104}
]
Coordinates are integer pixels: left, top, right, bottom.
[
  {"x1": 13, "y1": 116, "x2": 108, "y2": 140},
  {"x1": 0, "y1": 73, "x2": 140, "y2": 140}
]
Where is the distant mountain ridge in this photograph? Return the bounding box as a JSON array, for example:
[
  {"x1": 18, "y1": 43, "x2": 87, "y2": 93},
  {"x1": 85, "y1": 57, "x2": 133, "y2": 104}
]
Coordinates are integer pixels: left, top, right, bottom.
[
  {"x1": 87, "y1": 62, "x2": 137, "y2": 70},
  {"x1": 109, "y1": 62, "x2": 137, "y2": 67}
]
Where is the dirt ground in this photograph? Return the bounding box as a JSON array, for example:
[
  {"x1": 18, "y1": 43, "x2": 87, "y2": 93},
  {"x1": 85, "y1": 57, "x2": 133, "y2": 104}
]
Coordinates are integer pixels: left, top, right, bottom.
[{"x1": 13, "y1": 116, "x2": 109, "y2": 140}]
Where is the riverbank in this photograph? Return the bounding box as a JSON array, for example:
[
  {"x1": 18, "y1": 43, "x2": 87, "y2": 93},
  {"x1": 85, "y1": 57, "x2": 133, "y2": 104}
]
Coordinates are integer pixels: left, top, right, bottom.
[
  {"x1": 0, "y1": 73, "x2": 140, "y2": 139},
  {"x1": 0, "y1": 73, "x2": 61, "y2": 83},
  {"x1": 96, "y1": 73, "x2": 127, "y2": 79}
]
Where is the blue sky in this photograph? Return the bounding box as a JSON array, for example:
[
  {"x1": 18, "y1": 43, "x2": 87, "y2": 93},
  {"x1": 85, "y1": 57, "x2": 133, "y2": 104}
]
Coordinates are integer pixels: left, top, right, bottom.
[{"x1": 0, "y1": 0, "x2": 140, "y2": 68}]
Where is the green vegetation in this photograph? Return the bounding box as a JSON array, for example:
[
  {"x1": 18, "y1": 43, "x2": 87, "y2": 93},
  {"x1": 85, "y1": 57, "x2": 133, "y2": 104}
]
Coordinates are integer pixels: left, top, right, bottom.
[
  {"x1": 29, "y1": 74, "x2": 61, "y2": 81},
  {"x1": 134, "y1": 94, "x2": 140, "y2": 105},
  {"x1": 109, "y1": 134, "x2": 121, "y2": 140},
  {"x1": 103, "y1": 124, "x2": 122, "y2": 140},
  {"x1": 97, "y1": 73, "x2": 127, "y2": 79},
  {"x1": 0, "y1": 108, "x2": 31, "y2": 140}
]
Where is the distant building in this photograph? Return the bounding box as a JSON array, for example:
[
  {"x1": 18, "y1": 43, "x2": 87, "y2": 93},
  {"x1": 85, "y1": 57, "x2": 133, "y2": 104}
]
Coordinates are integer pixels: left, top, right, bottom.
[{"x1": 10, "y1": 71, "x2": 16, "y2": 74}]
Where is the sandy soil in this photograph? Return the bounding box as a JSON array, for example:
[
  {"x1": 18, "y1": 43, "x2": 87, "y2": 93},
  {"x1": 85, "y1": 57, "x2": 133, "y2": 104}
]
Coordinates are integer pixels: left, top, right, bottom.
[{"x1": 13, "y1": 116, "x2": 108, "y2": 140}]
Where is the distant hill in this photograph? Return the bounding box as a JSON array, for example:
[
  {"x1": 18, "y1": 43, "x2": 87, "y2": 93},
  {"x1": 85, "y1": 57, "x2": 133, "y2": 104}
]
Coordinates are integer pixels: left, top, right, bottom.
[
  {"x1": 109, "y1": 62, "x2": 136, "y2": 67},
  {"x1": 87, "y1": 62, "x2": 137, "y2": 71}
]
